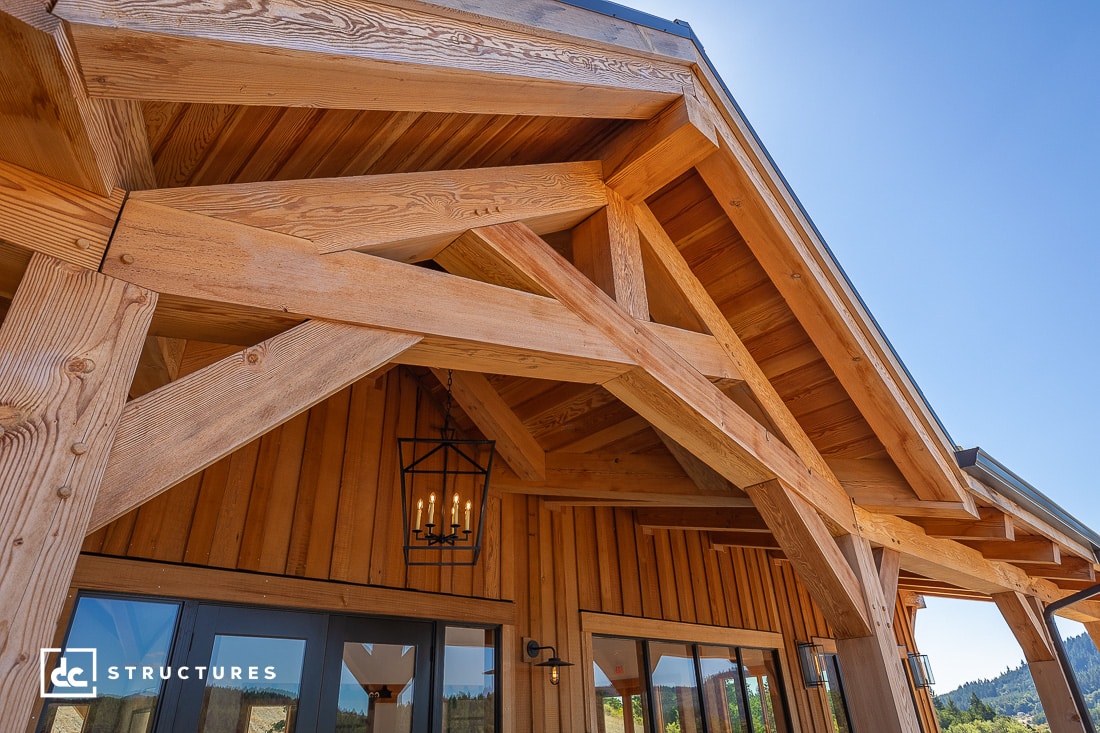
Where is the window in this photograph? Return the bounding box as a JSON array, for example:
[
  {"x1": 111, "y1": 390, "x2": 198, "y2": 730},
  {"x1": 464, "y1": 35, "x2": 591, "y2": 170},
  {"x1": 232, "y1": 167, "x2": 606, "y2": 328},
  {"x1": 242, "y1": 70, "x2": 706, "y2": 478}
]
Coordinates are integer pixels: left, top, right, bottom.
[
  {"x1": 592, "y1": 635, "x2": 792, "y2": 733},
  {"x1": 820, "y1": 653, "x2": 853, "y2": 733}
]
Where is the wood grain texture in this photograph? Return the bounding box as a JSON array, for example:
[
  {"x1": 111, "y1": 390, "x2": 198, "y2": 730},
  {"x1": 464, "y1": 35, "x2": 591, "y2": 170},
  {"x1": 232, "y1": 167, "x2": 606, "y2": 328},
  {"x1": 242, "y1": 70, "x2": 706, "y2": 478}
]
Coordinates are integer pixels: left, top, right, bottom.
[
  {"x1": 697, "y1": 143, "x2": 969, "y2": 505},
  {"x1": 994, "y1": 591, "x2": 1090, "y2": 733},
  {"x1": 571, "y1": 187, "x2": 649, "y2": 320},
  {"x1": 745, "y1": 480, "x2": 870, "y2": 638},
  {"x1": 914, "y1": 506, "x2": 1014, "y2": 541},
  {"x1": 429, "y1": 368, "x2": 545, "y2": 481},
  {"x1": 91, "y1": 321, "x2": 419, "y2": 530},
  {"x1": 0, "y1": 7, "x2": 117, "y2": 193},
  {"x1": 601, "y1": 95, "x2": 719, "y2": 203},
  {"x1": 834, "y1": 534, "x2": 923, "y2": 733},
  {"x1": 56, "y1": 0, "x2": 689, "y2": 118},
  {"x1": 133, "y1": 161, "x2": 607, "y2": 261},
  {"x1": 0, "y1": 159, "x2": 124, "y2": 269},
  {"x1": 0, "y1": 253, "x2": 154, "y2": 726},
  {"x1": 466, "y1": 221, "x2": 856, "y2": 531}
]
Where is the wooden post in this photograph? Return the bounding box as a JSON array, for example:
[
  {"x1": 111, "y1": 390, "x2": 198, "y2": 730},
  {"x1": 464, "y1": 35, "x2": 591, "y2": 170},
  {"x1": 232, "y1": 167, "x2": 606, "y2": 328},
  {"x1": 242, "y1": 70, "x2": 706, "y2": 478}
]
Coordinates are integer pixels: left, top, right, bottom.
[
  {"x1": 0, "y1": 253, "x2": 155, "y2": 727},
  {"x1": 833, "y1": 535, "x2": 923, "y2": 733},
  {"x1": 993, "y1": 591, "x2": 1090, "y2": 733}
]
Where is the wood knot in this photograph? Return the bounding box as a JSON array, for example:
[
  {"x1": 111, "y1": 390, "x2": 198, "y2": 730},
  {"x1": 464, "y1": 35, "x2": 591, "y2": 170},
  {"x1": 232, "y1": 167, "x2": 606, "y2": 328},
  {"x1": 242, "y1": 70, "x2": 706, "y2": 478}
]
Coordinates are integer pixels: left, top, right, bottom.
[
  {"x1": 729, "y1": 199, "x2": 742, "y2": 207},
  {"x1": 57, "y1": 486, "x2": 73, "y2": 499},
  {"x1": 16, "y1": 652, "x2": 29, "y2": 664},
  {"x1": 12, "y1": 537, "x2": 23, "y2": 547},
  {"x1": 67, "y1": 358, "x2": 96, "y2": 374},
  {"x1": 245, "y1": 350, "x2": 262, "y2": 365},
  {"x1": 0, "y1": 404, "x2": 30, "y2": 431}
]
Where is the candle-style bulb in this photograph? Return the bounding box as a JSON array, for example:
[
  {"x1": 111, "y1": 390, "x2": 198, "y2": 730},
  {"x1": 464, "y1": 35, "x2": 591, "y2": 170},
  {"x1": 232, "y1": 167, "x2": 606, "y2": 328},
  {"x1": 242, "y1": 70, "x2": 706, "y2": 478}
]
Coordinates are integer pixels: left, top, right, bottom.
[
  {"x1": 452, "y1": 492, "x2": 459, "y2": 526},
  {"x1": 428, "y1": 493, "x2": 436, "y2": 526},
  {"x1": 415, "y1": 498, "x2": 423, "y2": 531},
  {"x1": 465, "y1": 500, "x2": 472, "y2": 531}
]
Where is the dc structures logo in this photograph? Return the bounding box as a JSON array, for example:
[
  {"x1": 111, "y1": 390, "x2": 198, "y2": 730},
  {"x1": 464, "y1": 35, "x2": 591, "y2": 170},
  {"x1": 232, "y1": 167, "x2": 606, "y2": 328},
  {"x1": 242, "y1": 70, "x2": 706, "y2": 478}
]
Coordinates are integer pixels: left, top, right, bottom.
[{"x1": 40, "y1": 648, "x2": 98, "y2": 699}]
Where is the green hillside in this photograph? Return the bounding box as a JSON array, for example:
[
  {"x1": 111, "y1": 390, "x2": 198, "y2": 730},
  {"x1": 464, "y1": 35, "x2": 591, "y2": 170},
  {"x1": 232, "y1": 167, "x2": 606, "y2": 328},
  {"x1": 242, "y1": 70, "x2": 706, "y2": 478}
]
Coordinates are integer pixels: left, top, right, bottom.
[{"x1": 936, "y1": 632, "x2": 1100, "y2": 728}]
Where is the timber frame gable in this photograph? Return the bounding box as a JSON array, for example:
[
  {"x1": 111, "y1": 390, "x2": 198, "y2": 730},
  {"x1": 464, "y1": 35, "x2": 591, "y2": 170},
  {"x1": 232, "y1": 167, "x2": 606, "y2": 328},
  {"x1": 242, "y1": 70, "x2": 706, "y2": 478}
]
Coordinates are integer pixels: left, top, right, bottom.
[{"x1": 2, "y1": 1, "x2": 1098, "y2": 731}]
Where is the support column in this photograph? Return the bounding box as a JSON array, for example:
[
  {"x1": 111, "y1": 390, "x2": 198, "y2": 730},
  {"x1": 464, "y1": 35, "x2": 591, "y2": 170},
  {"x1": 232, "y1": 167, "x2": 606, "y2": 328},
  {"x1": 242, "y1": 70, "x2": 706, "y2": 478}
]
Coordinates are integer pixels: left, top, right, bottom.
[
  {"x1": 0, "y1": 253, "x2": 155, "y2": 726},
  {"x1": 833, "y1": 535, "x2": 923, "y2": 733},
  {"x1": 993, "y1": 591, "x2": 1090, "y2": 733}
]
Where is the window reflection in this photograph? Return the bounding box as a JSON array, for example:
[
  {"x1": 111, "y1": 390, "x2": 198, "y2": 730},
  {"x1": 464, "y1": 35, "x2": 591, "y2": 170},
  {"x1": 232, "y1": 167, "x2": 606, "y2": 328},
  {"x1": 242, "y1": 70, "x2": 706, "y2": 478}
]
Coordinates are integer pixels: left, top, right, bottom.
[
  {"x1": 698, "y1": 645, "x2": 749, "y2": 733},
  {"x1": 442, "y1": 627, "x2": 495, "y2": 733},
  {"x1": 198, "y1": 635, "x2": 306, "y2": 733},
  {"x1": 740, "y1": 648, "x2": 789, "y2": 733},
  {"x1": 592, "y1": 637, "x2": 649, "y2": 733},
  {"x1": 39, "y1": 596, "x2": 179, "y2": 733},
  {"x1": 650, "y1": 641, "x2": 704, "y2": 733},
  {"x1": 821, "y1": 653, "x2": 852, "y2": 733},
  {"x1": 336, "y1": 641, "x2": 416, "y2": 733}
]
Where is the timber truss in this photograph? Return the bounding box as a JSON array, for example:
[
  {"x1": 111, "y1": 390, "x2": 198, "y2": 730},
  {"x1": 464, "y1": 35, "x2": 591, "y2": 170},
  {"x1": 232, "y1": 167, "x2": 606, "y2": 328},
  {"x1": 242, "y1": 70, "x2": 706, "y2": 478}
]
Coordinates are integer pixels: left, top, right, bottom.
[{"x1": 1, "y1": 0, "x2": 1098, "y2": 730}]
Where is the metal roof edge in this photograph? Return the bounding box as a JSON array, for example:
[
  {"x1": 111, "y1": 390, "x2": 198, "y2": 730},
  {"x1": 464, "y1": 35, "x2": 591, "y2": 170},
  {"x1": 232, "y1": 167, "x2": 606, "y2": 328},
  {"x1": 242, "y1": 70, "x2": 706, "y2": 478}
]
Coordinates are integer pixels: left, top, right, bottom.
[{"x1": 957, "y1": 447, "x2": 1100, "y2": 560}]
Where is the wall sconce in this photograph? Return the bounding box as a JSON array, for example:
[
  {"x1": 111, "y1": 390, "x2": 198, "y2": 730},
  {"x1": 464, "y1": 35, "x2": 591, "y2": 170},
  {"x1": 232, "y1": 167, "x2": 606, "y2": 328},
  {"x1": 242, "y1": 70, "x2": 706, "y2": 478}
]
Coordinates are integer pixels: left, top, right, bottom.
[
  {"x1": 526, "y1": 639, "x2": 574, "y2": 686},
  {"x1": 796, "y1": 642, "x2": 827, "y2": 688},
  {"x1": 399, "y1": 370, "x2": 494, "y2": 566},
  {"x1": 907, "y1": 652, "x2": 935, "y2": 689}
]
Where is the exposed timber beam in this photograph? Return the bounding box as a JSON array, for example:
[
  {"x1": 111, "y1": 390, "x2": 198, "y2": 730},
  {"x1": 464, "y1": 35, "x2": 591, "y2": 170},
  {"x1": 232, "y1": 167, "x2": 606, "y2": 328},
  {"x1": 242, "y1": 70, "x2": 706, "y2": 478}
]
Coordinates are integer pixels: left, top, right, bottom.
[
  {"x1": 697, "y1": 141, "x2": 970, "y2": 505},
  {"x1": 102, "y1": 198, "x2": 741, "y2": 384},
  {"x1": 572, "y1": 186, "x2": 649, "y2": 319},
  {"x1": 600, "y1": 95, "x2": 719, "y2": 203},
  {"x1": 746, "y1": 479, "x2": 871, "y2": 638},
  {"x1": 825, "y1": 457, "x2": 975, "y2": 518},
  {"x1": 964, "y1": 536, "x2": 1061, "y2": 565},
  {"x1": 875, "y1": 547, "x2": 902, "y2": 619},
  {"x1": 429, "y1": 368, "x2": 545, "y2": 481},
  {"x1": 993, "y1": 592, "x2": 1090, "y2": 733},
  {"x1": 913, "y1": 507, "x2": 1014, "y2": 541},
  {"x1": 635, "y1": 507, "x2": 768, "y2": 532},
  {"x1": 656, "y1": 429, "x2": 742, "y2": 497},
  {"x1": 0, "y1": 5, "x2": 116, "y2": 193},
  {"x1": 853, "y1": 507, "x2": 1100, "y2": 621},
  {"x1": 131, "y1": 162, "x2": 607, "y2": 262},
  {"x1": 0, "y1": 159, "x2": 124, "y2": 269},
  {"x1": 1019, "y1": 558, "x2": 1096, "y2": 583},
  {"x1": 462, "y1": 221, "x2": 856, "y2": 532},
  {"x1": 635, "y1": 202, "x2": 844, "y2": 492},
  {"x1": 707, "y1": 531, "x2": 781, "y2": 550},
  {"x1": 54, "y1": 0, "x2": 690, "y2": 118},
  {"x1": 129, "y1": 333, "x2": 187, "y2": 398},
  {"x1": 90, "y1": 321, "x2": 419, "y2": 531},
  {"x1": 0, "y1": 253, "x2": 155, "y2": 726},
  {"x1": 834, "y1": 535, "x2": 923, "y2": 733},
  {"x1": 492, "y1": 452, "x2": 751, "y2": 507}
]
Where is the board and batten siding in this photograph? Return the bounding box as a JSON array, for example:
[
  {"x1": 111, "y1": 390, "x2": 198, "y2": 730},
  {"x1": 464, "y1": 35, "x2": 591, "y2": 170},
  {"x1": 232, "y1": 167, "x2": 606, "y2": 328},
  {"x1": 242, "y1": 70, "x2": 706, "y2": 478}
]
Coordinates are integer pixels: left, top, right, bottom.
[{"x1": 80, "y1": 366, "x2": 935, "y2": 732}]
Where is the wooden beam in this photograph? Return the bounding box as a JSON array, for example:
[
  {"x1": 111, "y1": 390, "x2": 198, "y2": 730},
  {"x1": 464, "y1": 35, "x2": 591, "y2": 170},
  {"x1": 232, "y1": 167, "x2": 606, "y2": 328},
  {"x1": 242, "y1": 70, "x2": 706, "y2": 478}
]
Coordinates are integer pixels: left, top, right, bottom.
[
  {"x1": 706, "y1": 531, "x2": 781, "y2": 550},
  {"x1": 1086, "y1": 622, "x2": 1100, "y2": 654},
  {"x1": 55, "y1": 0, "x2": 690, "y2": 118},
  {"x1": 697, "y1": 143, "x2": 969, "y2": 505},
  {"x1": 429, "y1": 368, "x2": 545, "y2": 481},
  {"x1": 0, "y1": 159, "x2": 124, "y2": 269},
  {"x1": 463, "y1": 221, "x2": 856, "y2": 532},
  {"x1": 834, "y1": 535, "x2": 923, "y2": 733},
  {"x1": 746, "y1": 479, "x2": 871, "y2": 638},
  {"x1": 634, "y1": 203, "x2": 844, "y2": 496},
  {"x1": 492, "y1": 452, "x2": 751, "y2": 507},
  {"x1": 964, "y1": 536, "x2": 1061, "y2": 565},
  {"x1": 0, "y1": 6, "x2": 118, "y2": 193},
  {"x1": 129, "y1": 334, "x2": 186, "y2": 398},
  {"x1": 600, "y1": 95, "x2": 719, "y2": 203},
  {"x1": 993, "y1": 591, "x2": 1090, "y2": 733},
  {"x1": 132, "y1": 162, "x2": 607, "y2": 262},
  {"x1": 0, "y1": 253, "x2": 155, "y2": 726},
  {"x1": 875, "y1": 547, "x2": 902, "y2": 619},
  {"x1": 635, "y1": 507, "x2": 769, "y2": 532},
  {"x1": 103, "y1": 199, "x2": 740, "y2": 385},
  {"x1": 571, "y1": 187, "x2": 649, "y2": 320},
  {"x1": 72, "y1": 554, "x2": 515, "y2": 625},
  {"x1": 914, "y1": 507, "x2": 1014, "y2": 541},
  {"x1": 655, "y1": 429, "x2": 741, "y2": 496},
  {"x1": 90, "y1": 321, "x2": 419, "y2": 530},
  {"x1": 1019, "y1": 558, "x2": 1097, "y2": 583}
]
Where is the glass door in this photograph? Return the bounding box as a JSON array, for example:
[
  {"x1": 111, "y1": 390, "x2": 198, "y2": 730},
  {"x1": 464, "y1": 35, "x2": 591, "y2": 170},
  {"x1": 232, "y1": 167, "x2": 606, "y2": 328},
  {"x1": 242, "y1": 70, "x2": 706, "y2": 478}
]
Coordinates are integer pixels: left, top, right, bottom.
[
  {"x1": 165, "y1": 605, "x2": 328, "y2": 733},
  {"x1": 317, "y1": 616, "x2": 433, "y2": 733}
]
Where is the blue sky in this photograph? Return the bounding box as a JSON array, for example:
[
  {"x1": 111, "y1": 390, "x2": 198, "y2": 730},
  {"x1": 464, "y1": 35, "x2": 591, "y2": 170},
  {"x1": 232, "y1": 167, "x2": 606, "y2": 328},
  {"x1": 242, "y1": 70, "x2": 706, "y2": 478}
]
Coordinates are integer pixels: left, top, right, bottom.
[{"x1": 622, "y1": 0, "x2": 1100, "y2": 692}]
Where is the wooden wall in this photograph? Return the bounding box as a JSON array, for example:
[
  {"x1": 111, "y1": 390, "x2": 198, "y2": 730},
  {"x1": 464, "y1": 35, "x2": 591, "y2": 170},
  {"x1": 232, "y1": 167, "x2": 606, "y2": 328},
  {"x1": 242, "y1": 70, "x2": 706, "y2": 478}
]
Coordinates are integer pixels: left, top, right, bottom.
[{"x1": 80, "y1": 366, "x2": 934, "y2": 732}]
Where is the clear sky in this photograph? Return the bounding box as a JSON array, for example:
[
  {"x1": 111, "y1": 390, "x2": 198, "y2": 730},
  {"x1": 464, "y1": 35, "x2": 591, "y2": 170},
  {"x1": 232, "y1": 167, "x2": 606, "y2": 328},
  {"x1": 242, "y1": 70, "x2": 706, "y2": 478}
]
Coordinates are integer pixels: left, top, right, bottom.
[{"x1": 621, "y1": 0, "x2": 1100, "y2": 692}]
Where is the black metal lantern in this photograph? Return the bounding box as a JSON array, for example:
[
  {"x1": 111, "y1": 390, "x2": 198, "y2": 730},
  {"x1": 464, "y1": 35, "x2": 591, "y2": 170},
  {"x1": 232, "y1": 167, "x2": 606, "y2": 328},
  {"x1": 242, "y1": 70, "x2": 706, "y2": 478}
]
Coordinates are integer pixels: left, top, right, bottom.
[
  {"x1": 907, "y1": 652, "x2": 935, "y2": 689},
  {"x1": 796, "y1": 642, "x2": 827, "y2": 688},
  {"x1": 399, "y1": 370, "x2": 494, "y2": 566}
]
